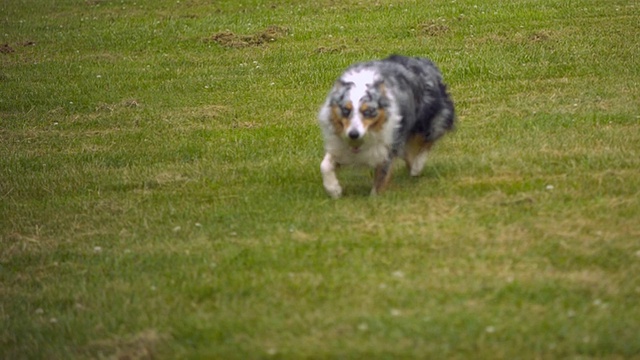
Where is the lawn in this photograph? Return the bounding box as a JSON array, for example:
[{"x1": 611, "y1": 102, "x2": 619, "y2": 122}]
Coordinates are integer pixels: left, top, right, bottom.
[{"x1": 1, "y1": 0, "x2": 639, "y2": 358}]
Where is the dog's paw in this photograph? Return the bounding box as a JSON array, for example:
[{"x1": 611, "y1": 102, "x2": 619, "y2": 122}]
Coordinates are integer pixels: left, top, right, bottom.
[
  {"x1": 409, "y1": 152, "x2": 428, "y2": 177},
  {"x1": 409, "y1": 167, "x2": 423, "y2": 177},
  {"x1": 325, "y1": 184, "x2": 343, "y2": 199}
]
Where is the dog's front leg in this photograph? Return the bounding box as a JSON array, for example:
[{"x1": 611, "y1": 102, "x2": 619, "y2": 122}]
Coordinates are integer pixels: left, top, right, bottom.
[
  {"x1": 321, "y1": 153, "x2": 342, "y2": 198},
  {"x1": 371, "y1": 159, "x2": 393, "y2": 196}
]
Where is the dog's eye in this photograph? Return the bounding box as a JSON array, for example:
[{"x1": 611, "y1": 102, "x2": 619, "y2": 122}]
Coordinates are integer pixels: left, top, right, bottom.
[
  {"x1": 362, "y1": 108, "x2": 377, "y2": 118},
  {"x1": 341, "y1": 107, "x2": 352, "y2": 117}
]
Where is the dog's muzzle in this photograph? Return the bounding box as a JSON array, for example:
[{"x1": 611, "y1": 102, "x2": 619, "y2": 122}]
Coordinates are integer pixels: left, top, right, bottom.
[
  {"x1": 348, "y1": 129, "x2": 360, "y2": 140},
  {"x1": 346, "y1": 132, "x2": 364, "y2": 153}
]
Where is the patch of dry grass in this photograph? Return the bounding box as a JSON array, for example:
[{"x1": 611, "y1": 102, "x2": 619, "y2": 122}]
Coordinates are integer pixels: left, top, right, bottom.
[
  {"x1": 205, "y1": 26, "x2": 289, "y2": 48},
  {"x1": 82, "y1": 330, "x2": 170, "y2": 359}
]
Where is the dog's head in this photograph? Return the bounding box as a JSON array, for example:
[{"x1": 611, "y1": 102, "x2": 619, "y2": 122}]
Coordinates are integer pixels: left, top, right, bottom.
[{"x1": 328, "y1": 71, "x2": 390, "y2": 150}]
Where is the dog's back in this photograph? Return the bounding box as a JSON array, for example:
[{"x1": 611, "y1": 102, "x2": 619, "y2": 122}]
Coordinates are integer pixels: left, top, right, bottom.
[{"x1": 381, "y1": 55, "x2": 455, "y2": 145}]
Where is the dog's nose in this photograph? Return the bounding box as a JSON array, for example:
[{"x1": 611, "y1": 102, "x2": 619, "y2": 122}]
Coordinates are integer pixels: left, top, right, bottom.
[{"x1": 348, "y1": 130, "x2": 360, "y2": 140}]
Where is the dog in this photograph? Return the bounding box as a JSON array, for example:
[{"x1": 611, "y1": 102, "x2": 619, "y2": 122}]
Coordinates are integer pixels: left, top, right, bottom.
[{"x1": 318, "y1": 55, "x2": 455, "y2": 198}]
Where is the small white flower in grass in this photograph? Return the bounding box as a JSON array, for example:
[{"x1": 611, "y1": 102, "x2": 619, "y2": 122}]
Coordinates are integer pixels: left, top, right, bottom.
[
  {"x1": 96, "y1": 74, "x2": 102, "y2": 78},
  {"x1": 485, "y1": 326, "x2": 496, "y2": 333},
  {"x1": 35, "y1": 308, "x2": 44, "y2": 315},
  {"x1": 392, "y1": 270, "x2": 405, "y2": 278},
  {"x1": 593, "y1": 299, "x2": 607, "y2": 308},
  {"x1": 172, "y1": 226, "x2": 181, "y2": 233},
  {"x1": 195, "y1": 222, "x2": 202, "y2": 228},
  {"x1": 93, "y1": 246, "x2": 102, "y2": 253},
  {"x1": 545, "y1": 184, "x2": 554, "y2": 191}
]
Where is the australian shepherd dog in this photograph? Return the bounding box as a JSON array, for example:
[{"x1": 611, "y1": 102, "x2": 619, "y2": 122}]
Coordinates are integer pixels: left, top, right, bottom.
[{"x1": 318, "y1": 55, "x2": 456, "y2": 198}]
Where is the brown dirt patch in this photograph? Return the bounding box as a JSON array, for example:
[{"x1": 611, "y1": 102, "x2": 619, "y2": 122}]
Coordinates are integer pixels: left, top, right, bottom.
[
  {"x1": 416, "y1": 21, "x2": 450, "y2": 37},
  {"x1": 1, "y1": 44, "x2": 15, "y2": 54},
  {"x1": 1, "y1": 41, "x2": 35, "y2": 54},
  {"x1": 206, "y1": 25, "x2": 288, "y2": 48},
  {"x1": 529, "y1": 30, "x2": 553, "y2": 42},
  {"x1": 315, "y1": 45, "x2": 347, "y2": 54}
]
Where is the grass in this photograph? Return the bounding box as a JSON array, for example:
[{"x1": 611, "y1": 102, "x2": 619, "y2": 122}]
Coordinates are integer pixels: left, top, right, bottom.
[{"x1": 1, "y1": 0, "x2": 639, "y2": 358}]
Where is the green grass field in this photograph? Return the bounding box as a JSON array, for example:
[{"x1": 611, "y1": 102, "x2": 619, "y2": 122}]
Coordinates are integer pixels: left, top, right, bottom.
[{"x1": 2, "y1": 0, "x2": 639, "y2": 358}]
